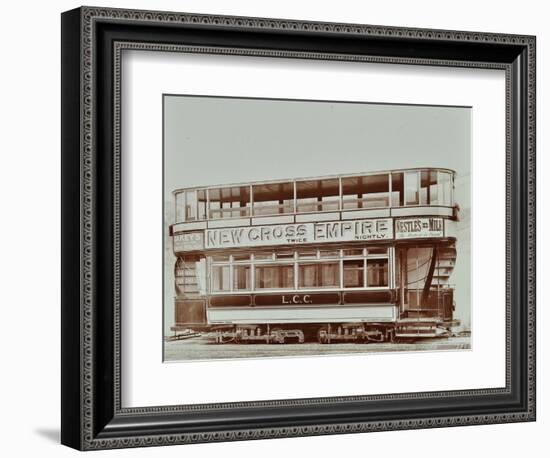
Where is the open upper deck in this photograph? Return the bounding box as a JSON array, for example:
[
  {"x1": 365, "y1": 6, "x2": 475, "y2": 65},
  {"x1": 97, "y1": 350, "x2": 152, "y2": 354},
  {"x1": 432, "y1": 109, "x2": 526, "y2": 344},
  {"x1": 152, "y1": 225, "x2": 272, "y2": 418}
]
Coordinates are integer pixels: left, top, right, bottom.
[{"x1": 172, "y1": 168, "x2": 456, "y2": 227}]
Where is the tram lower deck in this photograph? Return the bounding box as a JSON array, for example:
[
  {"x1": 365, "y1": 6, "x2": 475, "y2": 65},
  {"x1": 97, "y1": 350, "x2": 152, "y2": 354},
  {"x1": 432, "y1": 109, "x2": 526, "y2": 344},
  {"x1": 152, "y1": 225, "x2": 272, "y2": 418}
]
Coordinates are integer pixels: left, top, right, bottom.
[{"x1": 172, "y1": 239, "x2": 458, "y2": 343}]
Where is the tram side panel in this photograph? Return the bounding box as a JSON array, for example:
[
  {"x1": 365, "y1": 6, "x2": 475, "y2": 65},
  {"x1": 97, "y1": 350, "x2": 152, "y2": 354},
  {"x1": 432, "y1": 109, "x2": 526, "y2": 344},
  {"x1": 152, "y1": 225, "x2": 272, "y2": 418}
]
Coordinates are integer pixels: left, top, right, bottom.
[{"x1": 206, "y1": 292, "x2": 399, "y2": 325}]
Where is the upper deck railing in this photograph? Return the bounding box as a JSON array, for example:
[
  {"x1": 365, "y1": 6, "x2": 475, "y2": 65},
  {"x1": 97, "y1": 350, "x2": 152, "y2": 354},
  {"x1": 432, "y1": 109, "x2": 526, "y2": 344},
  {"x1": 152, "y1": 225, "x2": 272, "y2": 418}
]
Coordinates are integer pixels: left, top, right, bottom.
[{"x1": 173, "y1": 168, "x2": 455, "y2": 224}]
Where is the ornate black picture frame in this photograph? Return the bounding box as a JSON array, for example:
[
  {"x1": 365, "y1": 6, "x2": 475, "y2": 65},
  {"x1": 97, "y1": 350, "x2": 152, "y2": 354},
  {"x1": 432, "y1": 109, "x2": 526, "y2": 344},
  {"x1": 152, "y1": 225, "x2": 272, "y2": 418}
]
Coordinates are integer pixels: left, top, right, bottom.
[{"x1": 61, "y1": 6, "x2": 536, "y2": 450}]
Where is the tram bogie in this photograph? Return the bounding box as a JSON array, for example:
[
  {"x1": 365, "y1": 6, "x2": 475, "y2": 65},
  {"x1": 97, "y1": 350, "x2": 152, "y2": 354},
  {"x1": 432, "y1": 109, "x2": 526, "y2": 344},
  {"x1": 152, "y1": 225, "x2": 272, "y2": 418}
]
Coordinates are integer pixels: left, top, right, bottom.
[
  {"x1": 210, "y1": 324, "x2": 394, "y2": 344},
  {"x1": 317, "y1": 324, "x2": 387, "y2": 344}
]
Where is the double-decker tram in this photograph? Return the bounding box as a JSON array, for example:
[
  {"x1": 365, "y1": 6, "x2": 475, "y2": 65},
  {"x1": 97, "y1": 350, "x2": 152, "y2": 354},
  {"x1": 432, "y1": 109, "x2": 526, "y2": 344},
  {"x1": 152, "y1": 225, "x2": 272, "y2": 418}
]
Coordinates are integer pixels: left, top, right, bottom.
[{"x1": 169, "y1": 168, "x2": 459, "y2": 344}]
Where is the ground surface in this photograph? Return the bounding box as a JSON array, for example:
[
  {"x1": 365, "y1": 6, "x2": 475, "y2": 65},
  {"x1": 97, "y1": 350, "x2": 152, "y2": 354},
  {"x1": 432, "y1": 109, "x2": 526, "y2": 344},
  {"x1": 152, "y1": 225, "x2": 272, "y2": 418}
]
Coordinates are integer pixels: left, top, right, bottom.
[{"x1": 164, "y1": 334, "x2": 471, "y2": 362}]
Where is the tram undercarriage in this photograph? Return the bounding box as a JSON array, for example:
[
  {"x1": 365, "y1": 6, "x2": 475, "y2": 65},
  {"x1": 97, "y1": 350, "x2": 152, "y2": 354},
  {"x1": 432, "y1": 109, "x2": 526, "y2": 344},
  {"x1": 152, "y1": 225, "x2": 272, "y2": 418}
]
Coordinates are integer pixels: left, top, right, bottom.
[{"x1": 173, "y1": 317, "x2": 457, "y2": 345}]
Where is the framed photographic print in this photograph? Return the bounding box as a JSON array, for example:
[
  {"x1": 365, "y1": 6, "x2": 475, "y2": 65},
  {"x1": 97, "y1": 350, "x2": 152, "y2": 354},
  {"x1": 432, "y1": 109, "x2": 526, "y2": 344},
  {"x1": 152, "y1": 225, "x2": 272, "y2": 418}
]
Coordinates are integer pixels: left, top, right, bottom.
[
  {"x1": 163, "y1": 95, "x2": 471, "y2": 361},
  {"x1": 61, "y1": 6, "x2": 536, "y2": 450}
]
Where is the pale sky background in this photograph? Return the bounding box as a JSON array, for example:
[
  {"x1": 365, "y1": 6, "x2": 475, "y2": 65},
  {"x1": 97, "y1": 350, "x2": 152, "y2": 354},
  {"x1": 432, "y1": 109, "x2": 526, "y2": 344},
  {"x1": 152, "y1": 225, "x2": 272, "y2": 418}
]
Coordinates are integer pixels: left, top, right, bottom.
[
  {"x1": 163, "y1": 95, "x2": 471, "y2": 334},
  {"x1": 164, "y1": 95, "x2": 470, "y2": 190}
]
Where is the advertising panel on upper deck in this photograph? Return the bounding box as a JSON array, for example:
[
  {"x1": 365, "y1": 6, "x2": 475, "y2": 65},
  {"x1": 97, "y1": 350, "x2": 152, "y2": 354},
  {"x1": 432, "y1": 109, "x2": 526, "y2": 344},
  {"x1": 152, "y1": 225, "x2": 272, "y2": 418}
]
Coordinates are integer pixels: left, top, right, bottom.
[
  {"x1": 173, "y1": 216, "x2": 447, "y2": 252},
  {"x1": 205, "y1": 218, "x2": 392, "y2": 249},
  {"x1": 395, "y1": 217, "x2": 444, "y2": 239}
]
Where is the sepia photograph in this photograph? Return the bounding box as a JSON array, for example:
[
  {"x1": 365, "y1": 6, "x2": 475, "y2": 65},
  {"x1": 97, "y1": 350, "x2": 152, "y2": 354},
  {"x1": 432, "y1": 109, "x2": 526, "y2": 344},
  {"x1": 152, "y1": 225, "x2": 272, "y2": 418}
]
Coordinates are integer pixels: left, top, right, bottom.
[
  {"x1": 163, "y1": 95, "x2": 471, "y2": 362},
  {"x1": 57, "y1": 4, "x2": 536, "y2": 451}
]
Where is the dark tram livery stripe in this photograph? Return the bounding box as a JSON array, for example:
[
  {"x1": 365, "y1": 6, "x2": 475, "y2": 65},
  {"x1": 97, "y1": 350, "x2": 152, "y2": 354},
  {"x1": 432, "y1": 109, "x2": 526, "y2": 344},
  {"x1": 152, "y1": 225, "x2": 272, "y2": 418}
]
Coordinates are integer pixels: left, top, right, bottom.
[
  {"x1": 208, "y1": 292, "x2": 399, "y2": 308},
  {"x1": 343, "y1": 290, "x2": 397, "y2": 304},
  {"x1": 209, "y1": 295, "x2": 252, "y2": 308},
  {"x1": 254, "y1": 292, "x2": 341, "y2": 306}
]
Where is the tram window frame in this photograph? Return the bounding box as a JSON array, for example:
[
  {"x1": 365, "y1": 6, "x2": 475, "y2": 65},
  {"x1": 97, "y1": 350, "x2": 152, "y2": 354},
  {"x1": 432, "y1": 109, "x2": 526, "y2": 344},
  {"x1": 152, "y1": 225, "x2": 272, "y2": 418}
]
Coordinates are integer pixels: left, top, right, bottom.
[
  {"x1": 343, "y1": 258, "x2": 365, "y2": 288},
  {"x1": 391, "y1": 172, "x2": 404, "y2": 207},
  {"x1": 233, "y1": 264, "x2": 251, "y2": 291},
  {"x1": 276, "y1": 251, "x2": 295, "y2": 260},
  {"x1": 185, "y1": 190, "x2": 198, "y2": 221},
  {"x1": 197, "y1": 189, "x2": 207, "y2": 220},
  {"x1": 252, "y1": 182, "x2": 294, "y2": 216},
  {"x1": 319, "y1": 249, "x2": 339, "y2": 259},
  {"x1": 174, "y1": 191, "x2": 185, "y2": 223},
  {"x1": 342, "y1": 174, "x2": 390, "y2": 209},
  {"x1": 404, "y1": 170, "x2": 420, "y2": 206},
  {"x1": 207, "y1": 186, "x2": 251, "y2": 219},
  {"x1": 343, "y1": 248, "x2": 365, "y2": 257},
  {"x1": 232, "y1": 253, "x2": 251, "y2": 262},
  {"x1": 208, "y1": 247, "x2": 391, "y2": 294},
  {"x1": 419, "y1": 171, "x2": 438, "y2": 206},
  {"x1": 366, "y1": 258, "x2": 389, "y2": 287},
  {"x1": 211, "y1": 264, "x2": 230, "y2": 292},
  {"x1": 211, "y1": 254, "x2": 230, "y2": 262},
  {"x1": 298, "y1": 250, "x2": 317, "y2": 259},
  {"x1": 439, "y1": 171, "x2": 453, "y2": 206},
  {"x1": 366, "y1": 246, "x2": 388, "y2": 256},
  {"x1": 254, "y1": 263, "x2": 295, "y2": 290},
  {"x1": 297, "y1": 261, "x2": 340, "y2": 289},
  {"x1": 296, "y1": 178, "x2": 340, "y2": 213},
  {"x1": 252, "y1": 252, "x2": 274, "y2": 261},
  {"x1": 176, "y1": 169, "x2": 455, "y2": 223}
]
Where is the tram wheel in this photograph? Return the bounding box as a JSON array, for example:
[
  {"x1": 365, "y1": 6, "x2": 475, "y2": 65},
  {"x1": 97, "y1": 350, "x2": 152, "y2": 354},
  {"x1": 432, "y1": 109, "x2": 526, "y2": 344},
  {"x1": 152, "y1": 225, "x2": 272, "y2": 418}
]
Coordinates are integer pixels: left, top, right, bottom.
[
  {"x1": 270, "y1": 328, "x2": 285, "y2": 344},
  {"x1": 317, "y1": 327, "x2": 329, "y2": 344}
]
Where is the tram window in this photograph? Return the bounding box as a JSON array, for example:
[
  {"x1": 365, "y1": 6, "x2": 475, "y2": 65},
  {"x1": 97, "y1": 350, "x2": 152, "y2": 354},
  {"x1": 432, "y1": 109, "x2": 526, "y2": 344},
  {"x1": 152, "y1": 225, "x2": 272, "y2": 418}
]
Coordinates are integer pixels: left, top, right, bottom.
[
  {"x1": 322, "y1": 263, "x2": 340, "y2": 287},
  {"x1": 298, "y1": 250, "x2": 317, "y2": 259},
  {"x1": 233, "y1": 253, "x2": 250, "y2": 261},
  {"x1": 233, "y1": 265, "x2": 251, "y2": 291},
  {"x1": 405, "y1": 171, "x2": 419, "y2": 205},
  {"x1": 367, "y1": 246, "x2": 388, "y2": 256},
  {"x1": 429, "y1": 170, "x2": 439, "y2": 204},
  {"x1": 367, "y1": 259, "x2": 388, "y2": 287},
  {"x1": 298, "y1": 262, "x2": 339, "y2": 288},
  {"x1": 185, "y1": 191, "x2": 198, "y2": 221},
  {"x1": 439, "y1": 172, "x2": 452, "y2": 206},
  {"x1": 343, "y1": 248, "x2": 364, "y2": 257},
  {"x1": 391, "y1": 173, "x2": 404, "y2": 207},
  {"x1": 208, "y1": 190, "x2": 221, "y2": 219},
  {"x1": 296, "y1": 179, "x2": 340, "y2": 212},
  {"x1": 253, "y1": 252, "x2": 273, "y2": 261},
  {"x1": 211, "y1": 254, "x2": 230, "y2": 262},
  {"x1": 342, "y1": 174, "x2": 389, "y2": 209},
  {"x1": 255, "y1": 264, "x2": 294, "y2": 289},
  {"x1": 211, "y1": 265, "x2": 230, "y2": 292},
  {"x1": 208, "y1": 186, "x2": 251, "y2": 219},
  {"x1": 197, "y1": 189, "x2": 207, "y2": 220},
  {"x1": 319, "y1": 249, "x2": 339, "y2": 258},
  {"x1": 175, "y1": 191, "x2": 185, "y2": 223},
  {"x1": 420, "y1": 171, "x2": 429, "y2": 205},
  {"x1": 299, "y1": 265, "x2": 317, "y2": 288},
  {"x1": 419, "y1": 170, "x2": 441, "y2": 205},
  {"x1": 252, "y1": 182, "x2": 294, "y2": 216},
  {"x1": 276, "y1": 251, "x2": 295, "y2": 260},
  {"x1": 343, "y1": 259, "x2": 364, "y2": 288}
]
